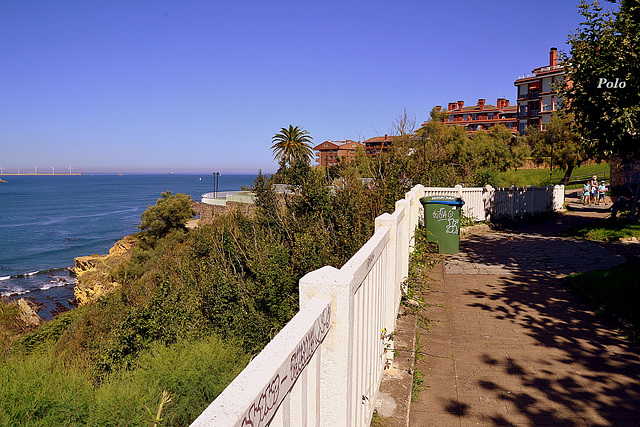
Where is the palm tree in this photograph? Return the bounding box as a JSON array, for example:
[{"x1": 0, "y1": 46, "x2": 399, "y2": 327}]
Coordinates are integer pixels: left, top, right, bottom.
[{"x1": 271, "y1": 125, "x2": 313, "y2": 166}]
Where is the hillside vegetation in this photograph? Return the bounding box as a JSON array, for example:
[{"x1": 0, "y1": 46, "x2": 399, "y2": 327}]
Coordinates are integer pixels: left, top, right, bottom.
[{"x1": 0, "y1": 164, "x2": 398, "y2": 425}]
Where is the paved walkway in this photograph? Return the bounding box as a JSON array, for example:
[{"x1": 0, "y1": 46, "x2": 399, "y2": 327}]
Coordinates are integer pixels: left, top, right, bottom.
[{"x1": 409, "y1": 211, "x2": 640, "y2": 426}]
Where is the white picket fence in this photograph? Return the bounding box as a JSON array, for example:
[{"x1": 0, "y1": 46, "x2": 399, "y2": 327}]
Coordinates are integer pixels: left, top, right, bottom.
[
  {"x1": 191, "y1": 184, "x2": 423, "y2": 427},
  {"x1": 422, "y1": 184, "x2": 565, "y2": 221},
  {"x1": 191, "y1": 183, "x2": 565, "y2": 427}
]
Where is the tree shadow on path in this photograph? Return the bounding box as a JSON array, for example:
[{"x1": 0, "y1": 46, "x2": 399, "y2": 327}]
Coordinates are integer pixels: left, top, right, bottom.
[{"x1": 412, "y1": 212, "x2": 640, "y2": 426}]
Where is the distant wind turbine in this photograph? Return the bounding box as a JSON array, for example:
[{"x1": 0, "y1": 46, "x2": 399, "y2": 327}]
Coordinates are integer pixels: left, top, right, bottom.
[
  {"x1": 34, "y1": 166, "x2": 38, "y2": 174},
  {"x1": 51, "y1": 166, "x2": 55, "y2": 175},
  {"x1": 68, "y1": 165, "x2": 73, "y2": 175},
  {"x1": 0, "y1": 165, "x2": 4, "y2": 175}
]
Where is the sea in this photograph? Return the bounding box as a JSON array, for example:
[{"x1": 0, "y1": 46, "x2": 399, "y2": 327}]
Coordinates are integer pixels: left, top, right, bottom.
[{"x1": 0, "y1": 173, "x2": 257, "y2": 319}]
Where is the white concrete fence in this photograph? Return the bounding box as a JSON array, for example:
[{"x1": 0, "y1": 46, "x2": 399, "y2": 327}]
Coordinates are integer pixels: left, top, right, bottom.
[
  {"x1": 192, "y1": 184, "x2": 424, "y2": 427},
  {"x1": 191, "y1": 183, "x2": 565, "y2": 427},
  {"x1": 422, "y1": 184, "x2": 565, "y2": 221},
  {"x1": 201, "y1": 191, "x2": 256, "y2": 206}
]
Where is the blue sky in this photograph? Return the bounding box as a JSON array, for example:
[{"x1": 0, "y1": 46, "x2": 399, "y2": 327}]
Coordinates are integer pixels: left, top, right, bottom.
[{"x1": 1, "y1": 1, "x2": 589, "y2": 173}]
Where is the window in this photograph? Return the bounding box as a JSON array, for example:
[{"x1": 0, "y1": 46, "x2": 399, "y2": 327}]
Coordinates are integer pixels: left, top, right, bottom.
[
  {"x1": 542, "y1": 78, "x2": 552, "y2": 93},
  {"x1": 520, "y1": 105, "x2": 527, "y2": 116},
  {"x1": 519, "y1": 85, "x2": 527, "y2": 97},
  {"x1": 472, "y1": 114, "x2": 478, "y2": 120},
  {"x1": 519, "y1": 121, "x2": 526, "y2": 133},
  {"x1": 488, "y1": 113, "x2": 494, "y2": 120},
  {"x1": 448, "y1": 116, "x2": 453, "y2": 122}
]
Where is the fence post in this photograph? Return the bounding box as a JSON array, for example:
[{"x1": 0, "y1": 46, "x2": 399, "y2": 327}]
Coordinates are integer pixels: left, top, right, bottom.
[
  {"x1": 455, "y1": 184, "x2": 463, "y2": 198},
  {"x1": 375, "y1": 211, "x2": 403, "y2": 364},
  {"x1": 395, "y1": 198, "x2": 411, "y2": 286},
  {"x1": 414, "y1": 184, "x2": 425, "y2": 226},
  {"x1": 530, "y1": 185, "x2": 536, "y2": 216},
  {"x1": 299, "y1": 266, "x2": 354, "y2": 426},
  {"x1": 509, "y1": 186, "x2": 516, "y2": 219},
  {"x1": 483, "y1": 185, "x2": 494, "y2": 221}
]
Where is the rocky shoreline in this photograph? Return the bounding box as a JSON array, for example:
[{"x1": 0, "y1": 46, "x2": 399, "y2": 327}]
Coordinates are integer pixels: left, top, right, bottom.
[
  {"x1": 72, "y1": 234, "x2": 138, "y2": 305},
  {"x1": 5, "y1": 235, "x2": 139, "y2": 331}
]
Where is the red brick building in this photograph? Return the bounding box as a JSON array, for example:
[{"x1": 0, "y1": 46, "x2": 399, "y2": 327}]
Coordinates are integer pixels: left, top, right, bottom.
[
  {"x1": 514, "y1": 47, "x2": 565, "y2": 133},
  {"x1": 430, "y1": 98, "x2": 517, "y2": 134},
  {"x1": 314, "y1": 140, "x2": 363, "y2": 167}
]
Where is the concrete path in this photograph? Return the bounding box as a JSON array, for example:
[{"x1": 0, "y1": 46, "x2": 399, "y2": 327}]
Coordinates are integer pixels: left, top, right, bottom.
[{"x1": 409, "y1": 211, "x2": 640, "y2": 426}]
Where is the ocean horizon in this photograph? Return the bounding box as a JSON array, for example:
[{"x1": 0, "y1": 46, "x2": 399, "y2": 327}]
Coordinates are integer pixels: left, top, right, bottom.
[{"x1": 0, "y1": 173, "x2": 258, "y2": 319}]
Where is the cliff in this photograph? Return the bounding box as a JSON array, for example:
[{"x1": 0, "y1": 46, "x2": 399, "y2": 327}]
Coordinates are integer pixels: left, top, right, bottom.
[{"x1": 73, "y1": 235, "x2": 138, "y2": 305}]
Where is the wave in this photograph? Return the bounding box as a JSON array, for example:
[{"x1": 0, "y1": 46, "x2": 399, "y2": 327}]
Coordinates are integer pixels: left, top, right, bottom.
[
  {"x1": 13, "y1": 271, "x2": 40, "y2": 278},
  {"x1": 39, "y1": 280, "x2": 74, "y2": 291},
  {"x1": 0, "y1": 207, "x2": 142, "y2": 229},
  {"x1": 1, "y1": 276, "x2": 75, "y2": 297},
  {"x1": 4, "y1": 268, "x2": 68, "y2": 280}
]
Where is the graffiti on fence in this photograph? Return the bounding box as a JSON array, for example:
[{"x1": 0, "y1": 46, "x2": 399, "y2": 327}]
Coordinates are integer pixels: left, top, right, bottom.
[
  {"x1": 240, "y1": 303, "x2": 331, "y2": 427},
  {"x1": 241, "y1": 374, "x2": 286, "y2": 427},
  {"x1": 290, "y1": 303, "x2": 331, "y2": 379}
]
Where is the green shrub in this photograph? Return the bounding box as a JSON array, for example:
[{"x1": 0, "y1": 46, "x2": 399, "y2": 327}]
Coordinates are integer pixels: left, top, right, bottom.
[{"x1": 0, "y1": 335, "x2": 248, "y2": 426}]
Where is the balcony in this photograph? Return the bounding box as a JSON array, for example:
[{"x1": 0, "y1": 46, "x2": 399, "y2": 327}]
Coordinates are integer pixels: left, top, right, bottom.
[{"x1": 530, "y1": 109, "x2": 540, "y2": 117}]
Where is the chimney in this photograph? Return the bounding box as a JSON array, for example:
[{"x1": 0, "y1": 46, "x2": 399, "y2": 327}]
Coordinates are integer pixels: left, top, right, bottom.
[
  {"x1": 478, "y1": 98, "x2": 486, "y2": 110},
  {"x1": 496, "y1": 98, "x2": 505, "y2": 108},
  {"x1": 550, "y1": 47, "x2": 558, "y2": 67},
  {"x1": 435, "y1": 105, "x2": 442, "y2": 112},
  {"x1": 448, "y1": 102, "x2": 457, "y2": 111},
  {"x1": 457, "y1": 100, "x2": 464, "y2": 110},
  {"x1": 505, "y1": 99, "x2": 510, "y2": 107}
]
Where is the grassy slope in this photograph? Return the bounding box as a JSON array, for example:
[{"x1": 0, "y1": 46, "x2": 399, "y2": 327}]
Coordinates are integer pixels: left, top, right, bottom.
[{"x1": 497, "y1": 163, "x2": 610, "y2": 188}]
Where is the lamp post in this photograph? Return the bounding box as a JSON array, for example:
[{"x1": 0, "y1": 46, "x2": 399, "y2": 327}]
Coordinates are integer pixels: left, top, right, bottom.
[
  {"x1": 549, "y1": 135, "x2": 555, "y2": 183},
  {"x1": 213, "y1": 172, "x2": 220, "y2": 198}
]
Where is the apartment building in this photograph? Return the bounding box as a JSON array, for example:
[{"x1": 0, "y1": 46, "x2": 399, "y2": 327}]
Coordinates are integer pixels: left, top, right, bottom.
[
  {"x1": 314, "y1": 140, "x2": 363, "y2": 167},
  {"x1": 434, "y1": 98, "x2": 518, "y2": 134},
  {"x1": 514, "y1": 47, "x2": 565, "y2": 133}
]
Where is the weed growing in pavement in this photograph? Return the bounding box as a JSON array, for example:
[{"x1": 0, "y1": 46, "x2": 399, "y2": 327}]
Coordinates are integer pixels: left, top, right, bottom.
[{"x1": 401, "y1": 227, "x2": 438, "y2": 329}]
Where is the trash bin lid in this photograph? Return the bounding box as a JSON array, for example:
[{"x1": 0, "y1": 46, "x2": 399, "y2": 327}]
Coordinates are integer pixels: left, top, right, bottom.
[{"x1": 420, "y1": 196, "x2": 465, "y2": 205}]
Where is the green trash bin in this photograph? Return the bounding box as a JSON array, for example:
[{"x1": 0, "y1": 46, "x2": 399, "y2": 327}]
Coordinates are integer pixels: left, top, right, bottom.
[{"x1": 420, "y1": 196, "x2": 465, "y2": 254}]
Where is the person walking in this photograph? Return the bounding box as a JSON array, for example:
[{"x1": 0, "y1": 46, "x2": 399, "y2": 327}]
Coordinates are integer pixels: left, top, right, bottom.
[
  {"x1": 598, "y1": 180, "x2": 607, "y2": 205},
  {"x1": 590, "y1": 175, "x2": 599, "y2": 205},
  {"x1": 583, "y1": 180, "x2": 591, "y2": 205}
]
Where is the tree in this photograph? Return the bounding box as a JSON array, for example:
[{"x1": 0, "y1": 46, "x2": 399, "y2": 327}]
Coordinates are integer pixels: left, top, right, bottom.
[
  {"x1": 526, "y1": 112, "x2": 587, "y2": 185},
  {"x1": 562, "y1": 0, "x2": 640, "y2": 218},
  {"x1": 138, "y1": 191, "x2": 195, "y2": 238},
  {"x1": 270, "y1": 125, "x2": 314, "y2": 166}
]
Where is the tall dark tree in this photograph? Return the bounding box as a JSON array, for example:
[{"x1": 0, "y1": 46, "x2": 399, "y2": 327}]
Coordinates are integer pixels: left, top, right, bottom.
[
  {"x1": 270, "y1": 125, "x2": 314, "y2": 166},
  {"x1": 562, "y1": 0, "x2": 640, "y2": 218}
]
